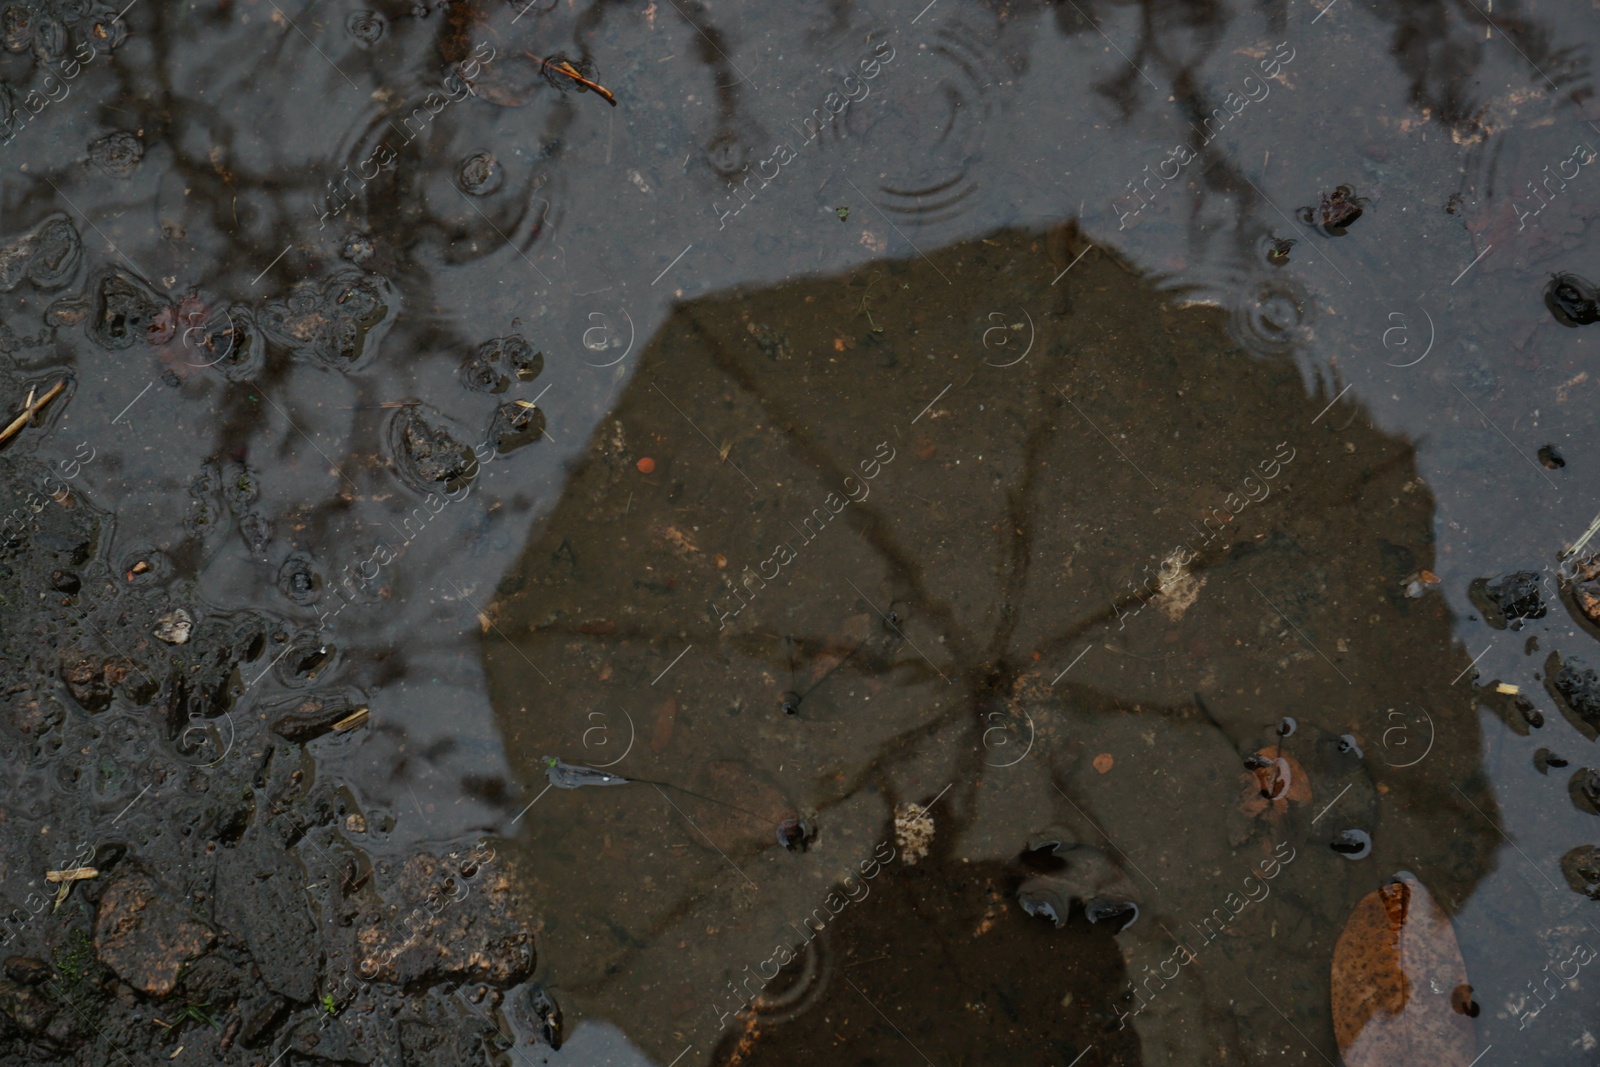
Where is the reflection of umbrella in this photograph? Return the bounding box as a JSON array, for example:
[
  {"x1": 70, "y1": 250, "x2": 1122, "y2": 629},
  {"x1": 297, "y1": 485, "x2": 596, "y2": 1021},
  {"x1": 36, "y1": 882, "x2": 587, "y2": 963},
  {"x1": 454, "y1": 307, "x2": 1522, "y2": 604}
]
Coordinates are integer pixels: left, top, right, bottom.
[{"x1": 483, "y1": 223, "x2": 1494, "y2": 1066}]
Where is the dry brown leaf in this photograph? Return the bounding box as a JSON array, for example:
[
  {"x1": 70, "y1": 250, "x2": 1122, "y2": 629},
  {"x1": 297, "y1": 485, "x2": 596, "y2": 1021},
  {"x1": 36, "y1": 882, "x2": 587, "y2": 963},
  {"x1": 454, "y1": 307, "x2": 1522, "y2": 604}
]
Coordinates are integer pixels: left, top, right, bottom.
[{"x1": 1331, "y1": 872, "x2": 1476, "y2": 1067}]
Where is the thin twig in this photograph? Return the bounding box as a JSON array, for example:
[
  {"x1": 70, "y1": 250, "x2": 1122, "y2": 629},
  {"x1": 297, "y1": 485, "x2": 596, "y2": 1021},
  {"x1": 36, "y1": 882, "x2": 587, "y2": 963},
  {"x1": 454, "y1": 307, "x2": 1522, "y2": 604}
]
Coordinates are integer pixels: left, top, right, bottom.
[
  {"x1": 0, "y1": 380, "x2": 65, "y2": 446},
  {"x1": 526, "y1": 52, "x2": 618, "y2": 105}
]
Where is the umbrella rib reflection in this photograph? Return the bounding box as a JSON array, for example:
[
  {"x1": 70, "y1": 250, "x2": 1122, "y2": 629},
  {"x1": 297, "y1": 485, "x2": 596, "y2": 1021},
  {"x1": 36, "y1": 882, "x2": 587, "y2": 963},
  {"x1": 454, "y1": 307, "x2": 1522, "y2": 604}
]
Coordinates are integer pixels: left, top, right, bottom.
[
  {"x1": 1050, "y1": 780, "x2": 1162, "y2": 895},
  {"x1": 682, "y1": 313, "x2": 980, "y2": 665},
  {"x1": 1244, "y1": 575, "x2": 1352, "y2": 685},
  {"x1": 1060, "y1": 389, "x2": 1160, "y2": 492},
  {"x1": 649, "y1": 382, "x2": 760, "y2": 491},
  {"x1": 844, "y1": 576, "x2": 950, "y2": 682},
  {"x1": 653, "y1": 784, "x2": 759, "y2": 891}
]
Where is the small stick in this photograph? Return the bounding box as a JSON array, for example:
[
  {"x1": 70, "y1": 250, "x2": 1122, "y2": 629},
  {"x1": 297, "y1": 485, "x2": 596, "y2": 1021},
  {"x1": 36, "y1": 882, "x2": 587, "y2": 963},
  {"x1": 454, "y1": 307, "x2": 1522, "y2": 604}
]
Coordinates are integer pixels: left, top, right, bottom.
[
  {"x1": 0, "y1": 380, "x2": 65, "y2": 446},
  {"x1": 526, "y1": 52, "x2": 618, "y2": 106},
  {"x1": 45, "y1": 867, "x2": 99, "y2": 882},
  {"x1": 332, "y1": 707, "x2": 369, "y2": 732}
]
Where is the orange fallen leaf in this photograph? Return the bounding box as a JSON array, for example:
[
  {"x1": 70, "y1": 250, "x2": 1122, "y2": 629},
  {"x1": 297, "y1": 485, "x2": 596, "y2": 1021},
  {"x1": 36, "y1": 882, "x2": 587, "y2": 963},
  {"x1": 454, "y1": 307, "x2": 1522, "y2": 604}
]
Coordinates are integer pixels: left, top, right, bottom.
[
  {"x1": 1331, "y1": 871, "x2": 1476, "y2": 1066},
  {"x1": 1238, "y1": 745, "x2": 1312, "y2": 818},
  {"x1": 1093, "y1": 753, "x2": 1114, "y2": 774}
]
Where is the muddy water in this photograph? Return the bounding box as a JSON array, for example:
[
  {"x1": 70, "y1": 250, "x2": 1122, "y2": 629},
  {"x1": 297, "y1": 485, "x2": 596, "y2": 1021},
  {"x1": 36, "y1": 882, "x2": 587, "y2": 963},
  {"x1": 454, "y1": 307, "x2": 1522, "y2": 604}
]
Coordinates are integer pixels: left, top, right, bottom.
[{"x1": 1, "y1": 0, "x2": 1598, "y2": 1062}]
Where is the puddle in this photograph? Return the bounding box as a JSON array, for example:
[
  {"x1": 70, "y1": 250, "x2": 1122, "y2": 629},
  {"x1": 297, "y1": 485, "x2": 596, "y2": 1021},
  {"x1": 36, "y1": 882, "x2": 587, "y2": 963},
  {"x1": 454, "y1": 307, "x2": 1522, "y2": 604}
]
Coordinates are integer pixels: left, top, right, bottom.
[{"x1": 0, "y1": 0, "x2": 1597, "y2": 1062}]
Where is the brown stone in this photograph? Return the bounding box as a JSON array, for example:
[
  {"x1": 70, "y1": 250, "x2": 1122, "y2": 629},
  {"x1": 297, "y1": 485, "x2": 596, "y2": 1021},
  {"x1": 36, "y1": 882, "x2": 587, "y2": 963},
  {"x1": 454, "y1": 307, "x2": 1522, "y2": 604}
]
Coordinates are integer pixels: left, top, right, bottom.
[
  {"x1": 354, "y1": 853, "x2": 533, "y2": 986},
  {"x1": 93, "y1": 869, "x2": 215, "y2": 996}
]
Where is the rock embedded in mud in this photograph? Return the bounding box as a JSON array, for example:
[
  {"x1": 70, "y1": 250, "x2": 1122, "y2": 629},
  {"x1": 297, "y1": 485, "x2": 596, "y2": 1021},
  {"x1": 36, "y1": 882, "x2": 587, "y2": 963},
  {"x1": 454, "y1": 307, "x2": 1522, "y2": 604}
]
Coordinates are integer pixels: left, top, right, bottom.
[
  {"x1": 488, "y1": 399, "x2": 544, "y2": 453},
  {"x1": 60, "y1": 652, "x2": 133, "y2": 712},
  {"x1": 1569, "y1": 768, "x2": 1600, "y2": 816},
  {"x1": 1534, "y1": 748, "x2": 1569, "y2": 774},
  {"x1": 85, "y1": 269, "x2": 170, "y2": 350},
  {"x1": 87, "y1": 131, "x2": 144, "y2": 178},
  {"x1": 1564, "y1": 554, "x2": 1600, "y2": 628},
  {"x1": 0, "y1": 980, "x2": 56, "y2": 1038},
  {"x1": 0, "y1": 214, "x2": 81, "y2": 292},
  {"x1": 1298, "y1": 185, "x2": 1366, "y2": 234},
  {"x1": 388, "y1": 405, "x2": 477, "y2": 494},
  {"x1": 93, "y1": 868, "x2": 216, "y2": 996},
  {"x1": 341, "y1": 232, "x2": 375, "y2": 265},
  {"x1": 1472, "y1": 571, "x2": 1547, "y2": 628},
  {"x1": 213, "y1": 831, "x2": 319, "y2": 1003},
  {"x1": 1550, "y1": 654, "x2": 1600, "y2": 741},
  {"x1": 2, "y1": 957, "x2": 48, "y2": 986},
  {"x1": 277, "y1": 552, "x2": 321, "y2": 604},
  {"x1": 354, "y1": 853, "x2": 534, "y2": 986},
  {"x1": 460, "y1": 151, "x2": 504, "y2": 196},
  {"x1": 1330, "y1": 828, "x2": 1372, "y2": 860},
  {"x1": 1560, "y1": 845, "x2": 1600, "y2": 900},
  {"x1": 152, "y1": 607, "x2": 193, "y2": 644},
  {"x1": 526, "y1": 984, "x2": 563, "y2": 1048},
  {"x1": 258, "y1": 270, "x2": 398, "y2": 370}
]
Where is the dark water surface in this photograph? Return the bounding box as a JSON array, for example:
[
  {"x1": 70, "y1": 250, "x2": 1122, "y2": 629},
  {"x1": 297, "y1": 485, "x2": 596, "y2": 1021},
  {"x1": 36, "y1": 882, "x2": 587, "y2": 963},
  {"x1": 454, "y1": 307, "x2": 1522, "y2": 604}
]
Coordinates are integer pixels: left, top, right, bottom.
[{"x1": 2, "y1": 0, "x2": 1599, "y2": 1062}]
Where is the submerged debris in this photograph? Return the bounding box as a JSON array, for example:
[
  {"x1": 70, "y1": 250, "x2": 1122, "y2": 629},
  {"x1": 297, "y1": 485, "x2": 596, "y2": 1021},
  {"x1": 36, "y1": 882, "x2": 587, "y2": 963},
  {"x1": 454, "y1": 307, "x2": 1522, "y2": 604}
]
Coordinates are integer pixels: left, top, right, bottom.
[
  {"x1": 1546, "y1": 273, "x2": 1600, "y2": 327},
  {"x1": 894, "y1": 802, "x2": 935, "y2": 866},
  {"x1": 0, "y1": 215, "x2": 81, "y2": 291},
  {"x1": 87, "y1": 131, "x2": 144, "y2": 178},
  {"x1": 460, "y1": 151, "x2": 504, "y2": 196},
  {"x1": 152, "y1": 608, "x2": 193, "y2": 645},
  {"x1": 527, "y1": 984, "x2": 563, "y2": 1049},
  {"x1": 527, "y1": 51, "x2": 617, "y2": 106}
]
